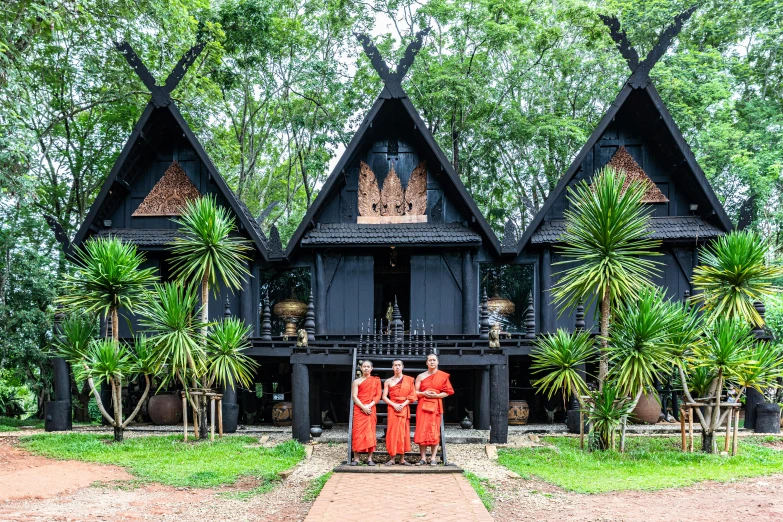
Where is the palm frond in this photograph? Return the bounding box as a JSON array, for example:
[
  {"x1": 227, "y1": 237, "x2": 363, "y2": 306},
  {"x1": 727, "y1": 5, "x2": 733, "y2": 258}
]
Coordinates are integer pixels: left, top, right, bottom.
[
  {"x1": 53, "y1": 313, "x2": 98, "y2": 362},
  {"x1": 530, "y1": 329, "x2": 595, "y2": 404},
  {"x1": 691, "y1": 230, "x2": 783, "y2": 327},
  {"x1": 57, "y1": 237, "x2": 158, "y2": 319},
  {"x1": 168, "y1": 195, "x2": 252, "y2": 293},
  {"x1": 551, "y1": 167, "x2": 662, "y2": 314},
  {"x1": 207, "y1": 318, "x2": 259, "y2": 389}
]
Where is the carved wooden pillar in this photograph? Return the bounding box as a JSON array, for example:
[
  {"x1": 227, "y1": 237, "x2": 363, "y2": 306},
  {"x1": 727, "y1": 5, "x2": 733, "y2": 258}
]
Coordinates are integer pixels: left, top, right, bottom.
[
  {"x1": 260, "y1": 293, "x2": 272, "y2": 341},
  {"x1": 304, "y1": 290, "x2": 316, "y2": 342},
  {"x1": 524, "y1": 292, "x2": 536, "y2": 339},
  {"x1": 462, "y1": 250, "x2": 477, "y2": 334},
  {"x1": 489, "y1": 362, "x2": 509, "y2": 443},
  {"x1": 315, "y1": 252, "x2": 326, "y2": 335},
  {"x1": 292, "y1": 363, "x2": 310, "y2": 443},
  {"x1": 540, "y1": 248, "x2": 554, "y2": 333}
]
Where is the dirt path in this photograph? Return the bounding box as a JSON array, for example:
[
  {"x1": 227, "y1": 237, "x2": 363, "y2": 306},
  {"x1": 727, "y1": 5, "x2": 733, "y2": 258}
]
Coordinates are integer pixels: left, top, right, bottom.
[{"x1": 0, "y1": 436, "x2": 339, "y2": 522}]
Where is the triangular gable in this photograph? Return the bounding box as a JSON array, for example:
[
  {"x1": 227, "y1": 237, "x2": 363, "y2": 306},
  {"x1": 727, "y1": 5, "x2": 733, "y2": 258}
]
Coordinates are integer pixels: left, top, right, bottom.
[
  {"x1": 132, "y1": 160, "x2": 201, "y2": 216},
  {"x1": 72, "y1": 43, "x2": 269, "y2": 260},
  {"x1": 516, "y1": 12, "x2": 732, "y2": 254},
  {"x1": 286, "y1": 30, "x2": 500, "y2": 257},
  {"x1": 605, "y1": 146, "x2": 668, "y2": 203}
]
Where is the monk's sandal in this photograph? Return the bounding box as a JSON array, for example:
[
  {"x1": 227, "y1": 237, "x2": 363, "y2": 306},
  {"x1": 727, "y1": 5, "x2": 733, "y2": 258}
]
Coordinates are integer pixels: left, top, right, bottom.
[
  {"x1": 385, "y1": 460, "x2": 395, "y2": 466},
  {"x1": 416, "y1": 459, "x2": 427, "y2": 466}
]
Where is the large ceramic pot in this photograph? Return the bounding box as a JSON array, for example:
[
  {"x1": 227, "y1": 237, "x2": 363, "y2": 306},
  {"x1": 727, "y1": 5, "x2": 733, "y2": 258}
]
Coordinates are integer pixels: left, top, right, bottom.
[
  {"x1": 755, "y1": 403, "x2": 781, "y2": 434},
  {"x1": 221, "y1": 402, "x2": 239, "y2": 433},
  {"x1": 272, "y1": 401, "x2": 293, "y2": 426},
  {"x1": 148, "y1": 394, "x2": 183, "y2": 425},
  {"x1": 630, "y1": 393, "x2": 661, "y2": 425},
  {"x1": 508, "y1": 400, "x2": 529, "y2": 425}
]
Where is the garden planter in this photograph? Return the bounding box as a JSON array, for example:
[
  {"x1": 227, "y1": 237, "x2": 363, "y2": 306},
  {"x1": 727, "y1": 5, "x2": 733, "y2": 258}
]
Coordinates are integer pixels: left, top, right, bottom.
[
  {"x1": 508, "y1": 400, "x2": 529, "y2": 425},
  {"x1": 744, "y1": 387, "x2": 764, "y2": 430},
  {"x1": 754, "y1": 403, "x2": 781, "y2": 434},
  {"x1": 148, "y1": 394, "x2": 182, "y2": 425},
  {"x1": 221, "y1": 402, "x2": 239, "y2": 433},
  {"x1": 630, "y1": 393, "x2": 661, "y2": 424},
  {"x1": 272, "y1": 401, "x2": 293, "y2": 426}
]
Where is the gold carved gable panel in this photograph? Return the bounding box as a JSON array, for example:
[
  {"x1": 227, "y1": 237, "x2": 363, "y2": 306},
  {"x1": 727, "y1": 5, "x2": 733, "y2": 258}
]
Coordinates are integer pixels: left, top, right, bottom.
[
  {"x1": 132, "y1": 161, "x2": 202, "y2": 216},
  {"x1": 357, "y1": 160, "x2": 427, "y2": 223}
]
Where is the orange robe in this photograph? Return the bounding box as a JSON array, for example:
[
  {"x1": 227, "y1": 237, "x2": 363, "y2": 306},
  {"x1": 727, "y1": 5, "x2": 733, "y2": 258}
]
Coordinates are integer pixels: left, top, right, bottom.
[
  {"x1": 414, "y1": 371, "x2": 454, "y2": 447},
  {"x1": 385, "y1": 375, "x2": 417, "y2": 457},
  {"x1": 352, "y1": 376, "x2": 381, "y2": 453}
]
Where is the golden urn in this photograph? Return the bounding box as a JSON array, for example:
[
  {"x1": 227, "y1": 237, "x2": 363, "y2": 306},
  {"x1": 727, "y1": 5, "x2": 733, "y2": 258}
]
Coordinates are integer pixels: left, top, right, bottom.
[{"x1": 273, "y1": 297, "x2": 307, "y2": 337}]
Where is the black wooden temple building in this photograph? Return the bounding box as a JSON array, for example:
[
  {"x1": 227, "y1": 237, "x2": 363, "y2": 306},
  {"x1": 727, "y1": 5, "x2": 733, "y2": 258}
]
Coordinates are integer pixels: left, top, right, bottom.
[{"x1": 51, "y1": 15, "x2": 733, "y2": 443}]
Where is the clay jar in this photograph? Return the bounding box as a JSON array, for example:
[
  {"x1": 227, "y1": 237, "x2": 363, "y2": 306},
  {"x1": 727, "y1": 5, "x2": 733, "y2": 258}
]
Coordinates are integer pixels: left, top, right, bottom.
[
  {"x1": 630, "y1": 393, "x2": 661, "y2": 424},
  {"x1": 508, "y1": 400, "x2": 530, "y2": 425},
  {"x1": 148, "y1": 394, "x2": 183, "y2": 425},
  {"x1": 272, "y1": 401, "x2": 293, "y2": 426}
]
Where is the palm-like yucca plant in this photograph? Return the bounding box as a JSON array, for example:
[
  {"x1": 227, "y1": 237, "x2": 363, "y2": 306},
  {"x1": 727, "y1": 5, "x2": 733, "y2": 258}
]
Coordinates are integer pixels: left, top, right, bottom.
[
  {"x1": 55, "y1": 319, "x2": 155, "y2": 442},
  {"x1": 551, "y1": 167, "x2": 662, "y2": 386},
  {"x1": 691, "y1": 230, "x2": 783, "y2": 327},
  {"x1": 206, "y1": 318, "x2": 259, "y2": 390},
  {"x1": 606, "y1": 288, "x2": 675, "y2": 400},
  {"x1": 689, "y1": 318, "x2": 764, "y2": 452},
  {"x1": 530, "y1": 329, "x2": 595, "y2": 408},
  {"x1": 586, "y1": 385, "x2": 635, "y2": 451},
  {"x1": 169, "y1": 195, "x2": 252, "y2": 333},
  {"x1": 58, "y1": 237, "x2": 157, "y2": 342}
]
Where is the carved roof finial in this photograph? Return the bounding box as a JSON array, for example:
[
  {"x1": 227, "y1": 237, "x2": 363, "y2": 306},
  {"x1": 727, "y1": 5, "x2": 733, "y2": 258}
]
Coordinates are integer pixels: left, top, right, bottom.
[
  {"x1": 114, "y1": 40, "x2": 205, "y2": 108},
  {"x1": 354, "y1": 27, "x2": 431, "y2": 98},
  {"x1": 599, "y1": 7, "x2": 696, "y2": 89}
]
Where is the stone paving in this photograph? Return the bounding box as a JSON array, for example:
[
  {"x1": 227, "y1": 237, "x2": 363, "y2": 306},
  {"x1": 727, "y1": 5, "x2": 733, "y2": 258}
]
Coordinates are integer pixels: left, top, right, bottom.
[{"x1": 304, "y1": 472, "x2": 492, "y2": 522}]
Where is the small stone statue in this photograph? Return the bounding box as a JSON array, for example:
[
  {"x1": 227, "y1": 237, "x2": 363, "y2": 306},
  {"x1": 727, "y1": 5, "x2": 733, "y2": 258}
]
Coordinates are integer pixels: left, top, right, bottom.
[
  {"x1": 296, "y1": 329, "x2": 308, "y2": 347},
  {"x1": 489, "y1": 324, "x2": 501, "y2": 348},
  {"x1": 385, "y1": 302, "x2": 393, "y2": 323}
]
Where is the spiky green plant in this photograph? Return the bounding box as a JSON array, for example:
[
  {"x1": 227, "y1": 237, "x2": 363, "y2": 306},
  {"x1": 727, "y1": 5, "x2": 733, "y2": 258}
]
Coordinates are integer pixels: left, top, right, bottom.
[
  {"x1": 206, "y1": 317, "x2": 259, "y2": 390},
  {"x1": 586, "y1": 385, "x2": 634, "y2": 451},
  {"x1": 606, "y1": 288, "x2": 675, "y2": 400},
  {"x1": 551, "y1": 167, "x2": 662, "y2": 385},
  {"x1": 54, "y1": 325, "x2": 155, "y2": 442},
  {"x1": 58, "y1": 237, "x2": 157, "y2": 342},
  {"x1": 169, "y1": 195, "x2": 252, "y2": 331},
  {"x1": 691, "y1": 230, "x2": 783, "y2": 327},
  {"x1": 531, "y1": 329, "x2": 595, "y2": 408}
]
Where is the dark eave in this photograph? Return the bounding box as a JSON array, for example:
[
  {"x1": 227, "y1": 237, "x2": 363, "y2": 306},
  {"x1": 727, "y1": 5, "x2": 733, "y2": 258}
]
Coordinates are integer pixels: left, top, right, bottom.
[
  {"x1": 301, "y1": 223, "x2": 482, "y2": 248},
  {"x1": 530, "y1": 216, "x2": 724, "y2": 244}
]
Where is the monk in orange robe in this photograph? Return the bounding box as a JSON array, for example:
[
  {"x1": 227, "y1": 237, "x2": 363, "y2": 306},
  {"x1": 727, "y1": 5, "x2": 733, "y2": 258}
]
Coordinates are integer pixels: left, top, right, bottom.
[
  {"x1": 414, "y1": 354, "x2": 454, "y2": 465},
  {"x1": 382, "y1": 359, "x2": 416, "y2": 465},
  {"x1": 351, "y1": 359, "x2": 381, "y2": 465}
]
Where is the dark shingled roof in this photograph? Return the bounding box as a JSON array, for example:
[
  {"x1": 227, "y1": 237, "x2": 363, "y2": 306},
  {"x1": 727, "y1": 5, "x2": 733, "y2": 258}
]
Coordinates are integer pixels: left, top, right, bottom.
[
  {"x1": 300, "y1": 223, "x2": 482, "y2": 247},
  {"x1": 531, "y1": 216, "x2": 725, "y2": 244},
  {"x1": 95, "y1": 228, "x2": 180, "y2": 246}
]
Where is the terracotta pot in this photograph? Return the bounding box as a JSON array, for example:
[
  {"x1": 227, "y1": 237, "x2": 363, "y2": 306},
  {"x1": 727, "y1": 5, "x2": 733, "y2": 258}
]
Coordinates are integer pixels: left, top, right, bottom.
[
  {"x1": 630, "y1": 393, "x2": 660, "y2": 424},
  {"x1": 272, "y1": 401, "x2": 293, "y2": 426},
  {"x1": 148, "y1": 394, "x2": 183, "y2": 426},
  {"x1": 508, "y1": 400, "x2": 529, "y2": 425}
]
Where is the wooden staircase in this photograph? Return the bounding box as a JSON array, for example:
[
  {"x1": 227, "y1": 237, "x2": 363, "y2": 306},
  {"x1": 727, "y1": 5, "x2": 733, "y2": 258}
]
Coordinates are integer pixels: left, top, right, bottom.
[{"x1": 341, "y1": 345, "x2": 458, "y2": 472}]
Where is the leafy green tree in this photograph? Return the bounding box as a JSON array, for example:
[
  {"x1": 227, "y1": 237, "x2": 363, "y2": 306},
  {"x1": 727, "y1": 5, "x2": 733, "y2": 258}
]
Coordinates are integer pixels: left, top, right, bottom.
[
  {"x1": 551, "y1": 167, "x2": 661, "y2": 386},
  {"x1": 691, "y1": 230, "x2": 783, "y2": 327}
]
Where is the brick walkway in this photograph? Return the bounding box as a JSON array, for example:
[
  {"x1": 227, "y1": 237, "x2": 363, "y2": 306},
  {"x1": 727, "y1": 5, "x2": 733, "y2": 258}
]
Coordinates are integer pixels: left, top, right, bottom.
[{"x1": 304, "y1": 473, "x2": 493, "y2": 522}]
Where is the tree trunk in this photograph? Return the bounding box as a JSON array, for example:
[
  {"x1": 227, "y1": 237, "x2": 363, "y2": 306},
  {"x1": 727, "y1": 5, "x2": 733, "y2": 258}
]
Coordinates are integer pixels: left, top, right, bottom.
[
  {"x1": 112, "y1": 308, "x2": 119, "y2": 344},
  {"x1": 701, "y1": 431, "x2": 716, "y2": 453},
  {"x1": 113, "y1": 426, "x2": 124, "y2": 442},
  {"x1": 201, "y1": 272, "x2": 209, "y2": 338},
  {"x1": 198, "y1": 396, "x2": 208, "y2": 439},
  {"x1": 598, "y1": 289, "x2": 610, "y2": 389}
]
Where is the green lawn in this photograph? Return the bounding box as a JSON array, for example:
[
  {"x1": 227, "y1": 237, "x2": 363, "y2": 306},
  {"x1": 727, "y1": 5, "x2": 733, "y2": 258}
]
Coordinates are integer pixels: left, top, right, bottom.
[
  {"x1": 303, "y1": 471, "x2": 333, "y2": 502},
  {"x1": 464, "y1": 471, "x2": 494, "y2": 511},
  {"x1": 0, "y1": 416, "x2": 45, "y2": 431},
  {"x1": 498, "y1": 436, "x2": 783, "y2": 493},
  {"x1": 20, "y1": 433, "x2": 304, "y2": 489}
]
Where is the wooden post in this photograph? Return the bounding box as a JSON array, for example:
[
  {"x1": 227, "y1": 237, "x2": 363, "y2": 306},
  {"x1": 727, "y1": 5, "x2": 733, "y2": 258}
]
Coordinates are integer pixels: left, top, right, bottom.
[
  {"x1": 724, "y1": 407, "x2": 732, "y2": 453},
  {"x1": 192, "y1": 403, "x2": 199, "y2": 439},
  {"x1": 680, "y1": 407, "x2": 686, "y2": 451},
  {"x1": 292, "y1": 363, "x2": 311, "y2": 443},
  {"x1": 489, "y1": 362, "x2": 509, "y2": 444},
  {"x1": 218, "y1": 398, "x2": 223, "y2": 438},
  {"x1": 688, "y1": 407, "x2": 694, "y2": 452},
  {"x1": 732, "y1": 408, "x2": 740, "y2": 456},
  {"x1": 579, "y1": 409, "x2": 585, "y2": 450},
  {"x1": 182, "y1": 393, "x2": 188, "y2": 442},
  {"x1": 210, "y1": 397, "x2": 216, "y2": 442}
]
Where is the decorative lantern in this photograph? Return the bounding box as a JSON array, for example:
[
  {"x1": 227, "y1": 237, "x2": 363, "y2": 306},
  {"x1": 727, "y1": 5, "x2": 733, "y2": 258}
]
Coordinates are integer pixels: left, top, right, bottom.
[{"x1": 273, "y1": 297, "x2": 307, "y2": 337}]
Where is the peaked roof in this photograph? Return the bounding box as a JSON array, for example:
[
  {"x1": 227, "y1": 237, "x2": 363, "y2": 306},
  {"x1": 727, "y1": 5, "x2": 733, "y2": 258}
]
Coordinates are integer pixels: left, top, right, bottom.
[
  {"x1": 515, "y1": 13, "x2": 733, "y2": 255},
  {"x1": 285, "y1": 30, "x2": 501, "y2": 257},
  {"x1": 72, "y1": 43, "x2": 269, "y2": 260}
]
